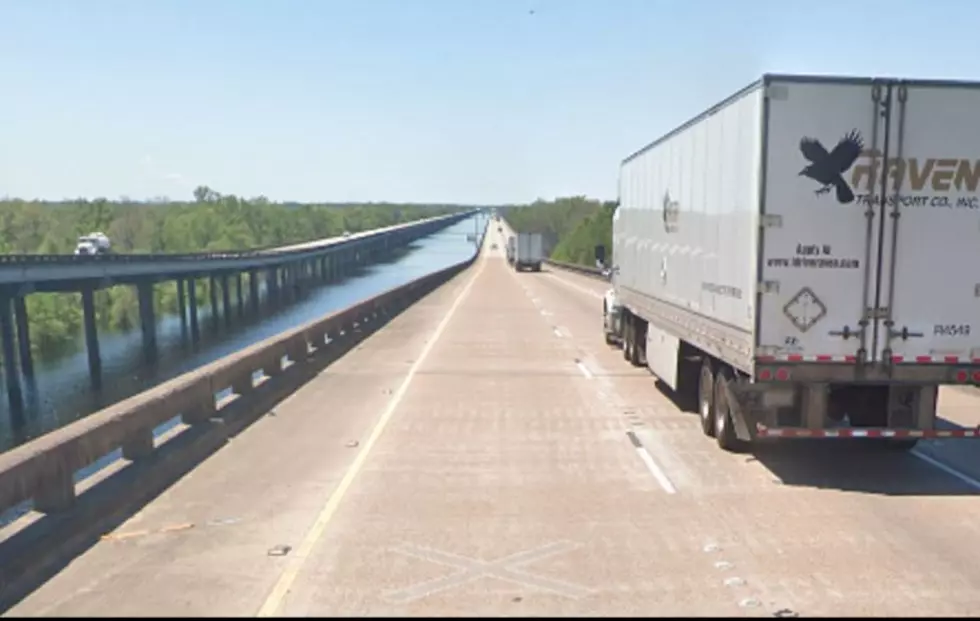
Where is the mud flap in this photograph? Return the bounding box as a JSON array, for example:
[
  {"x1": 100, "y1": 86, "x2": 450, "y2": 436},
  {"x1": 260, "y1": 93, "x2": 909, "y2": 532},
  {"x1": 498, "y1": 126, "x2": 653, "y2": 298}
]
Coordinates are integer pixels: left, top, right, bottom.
[{"x1": 722, "y1": 379, "x2": 754, "y2": 442}]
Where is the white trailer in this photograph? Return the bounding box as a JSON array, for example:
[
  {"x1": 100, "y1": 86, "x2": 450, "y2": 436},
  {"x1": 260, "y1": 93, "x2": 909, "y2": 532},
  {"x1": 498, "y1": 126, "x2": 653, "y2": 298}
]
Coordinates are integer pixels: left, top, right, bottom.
[
  {"x1": 602, "y1": 73, "x2": 980, "y2": 451},
  {"x1": 515, "y1": 232, "x2": 543, "y2": 272}
]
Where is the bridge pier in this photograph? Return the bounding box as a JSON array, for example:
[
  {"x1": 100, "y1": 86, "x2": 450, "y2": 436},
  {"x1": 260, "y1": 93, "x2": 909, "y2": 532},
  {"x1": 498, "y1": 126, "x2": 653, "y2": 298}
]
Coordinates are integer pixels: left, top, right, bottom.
[
  {"x1": 188, "y1": 278, "x2": 200, "y2": 342},
  {"x1": 176, "y1": 279, "x2": 187, "y2": 333},
  {"x1": 13, "y1": 295, "x2": 34, "y2": 380},
  {"x1": 81, "y1": 288, "x2": 101, "y2": 388},
  {"x1": 221, "y1": 274, "x2": 232, "y2": 328},
  {"x1": 249, "y1": 271, "x2": 260, "y2": 314},
  {"x1": 265, "y1": 268, "x2": 277, "y2": 304},
  {"x1": 0, "y1": 292, "x2": 24, "y2": 414},
  {"x1": 137, "y1": 282, "x2": 157, "y2": 362},
  {"x1": 235, "y1": 273, "x2": 244, "y2": 318},
  {"x1": 208, "y1": 276, "x2": 219, "y2": 328}
]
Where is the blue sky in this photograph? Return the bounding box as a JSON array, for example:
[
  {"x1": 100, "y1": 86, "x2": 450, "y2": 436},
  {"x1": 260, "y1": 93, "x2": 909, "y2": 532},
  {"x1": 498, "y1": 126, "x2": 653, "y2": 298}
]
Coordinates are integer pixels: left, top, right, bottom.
[{"x1": 1, "y1": 0, "x2": 978, "y2": 205}]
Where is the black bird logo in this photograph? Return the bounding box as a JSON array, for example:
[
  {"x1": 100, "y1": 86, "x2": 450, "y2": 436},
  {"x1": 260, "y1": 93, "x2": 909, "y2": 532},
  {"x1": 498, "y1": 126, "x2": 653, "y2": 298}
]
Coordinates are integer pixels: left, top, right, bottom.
[{"x1": 798, "y1": 130, "x2": 864, "y2": 204}]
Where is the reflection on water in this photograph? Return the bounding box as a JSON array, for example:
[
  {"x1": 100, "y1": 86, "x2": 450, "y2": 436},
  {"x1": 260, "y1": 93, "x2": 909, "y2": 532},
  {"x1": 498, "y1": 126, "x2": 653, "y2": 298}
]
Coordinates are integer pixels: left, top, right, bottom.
[{"x1": 0, "y1": 215, "x2": 488, "y2": 453}]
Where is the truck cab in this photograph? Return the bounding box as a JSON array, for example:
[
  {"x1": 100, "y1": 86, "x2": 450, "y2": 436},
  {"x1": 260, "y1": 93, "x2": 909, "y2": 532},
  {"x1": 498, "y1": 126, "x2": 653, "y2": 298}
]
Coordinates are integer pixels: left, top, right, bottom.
[{"x1": 597, "y1": 247, "x2": 622, "y2": 346}]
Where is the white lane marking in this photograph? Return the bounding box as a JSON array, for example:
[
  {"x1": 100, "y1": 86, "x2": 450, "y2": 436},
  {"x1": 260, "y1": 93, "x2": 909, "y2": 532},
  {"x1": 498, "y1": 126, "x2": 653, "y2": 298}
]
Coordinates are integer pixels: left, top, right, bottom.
[
  {"x1": 634, "y1": 441, "x2": 678, "y2": 495},
  {"x1": 553, "y1": 327, "x2": 563, "y2": 338},
  {"x1": 257, "y1": 256, "x2": 487, "y2": 617},
  {"x1": 544, "y1": 273, "x2": 604, "y2": 300},
  {"x1": 575, "y1": 361, "x2": 594, "y2": 380},
  {"x1": 540, "y1": 309, "x2": 552, "y2": 317},
  {"x1": 911, "y1": 449, "x2": 980, "y2": 491}
]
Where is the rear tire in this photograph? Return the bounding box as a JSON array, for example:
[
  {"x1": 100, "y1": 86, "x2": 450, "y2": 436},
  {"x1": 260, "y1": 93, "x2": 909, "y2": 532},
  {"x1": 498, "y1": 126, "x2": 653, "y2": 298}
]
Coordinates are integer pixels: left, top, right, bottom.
[
  {"x1": 622, "y1": 313, "x2": 633, "y2": 362},
  {"x1": 698, "y1": 360, "x2": 715, "y2": 437}
]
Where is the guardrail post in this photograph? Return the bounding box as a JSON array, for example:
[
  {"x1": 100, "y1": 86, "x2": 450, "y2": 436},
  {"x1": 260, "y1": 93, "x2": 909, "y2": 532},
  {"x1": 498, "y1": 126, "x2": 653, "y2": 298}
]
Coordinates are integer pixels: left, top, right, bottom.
[
  {"x1": 233, "y1": 373, "x2": 253, "y2": 397},
  {"x1": 137, "y1": 281, "x2": 158, "y2": 362},
  {"x1": 181, "y1": 380, "x2": 216, "y2": 425},
  {"x1": 13, "y1": 294, "x2": 34, "y2": 380},
  {"x1": 35, "y1": 469, "x2": 75, "y2": 514},
  {"x1": 188, "y1": 278, "x2": 200, "y2": 342},
  {"x1": 122, "y1": 428, "x2": 155, "y2": 461},
  {"x1": 0, "y1": 291, "x2": 23, "y2": 413}
]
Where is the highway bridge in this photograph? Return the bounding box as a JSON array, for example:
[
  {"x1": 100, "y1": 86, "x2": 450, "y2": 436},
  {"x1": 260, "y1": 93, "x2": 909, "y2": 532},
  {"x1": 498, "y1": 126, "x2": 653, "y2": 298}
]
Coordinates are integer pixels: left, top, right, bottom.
[
  {"x1": 0, "y1": 211, "x2": 476, "y2": 411},
  {"x1": 3, "y1": 221, "x2": 980, "y2": 616}
]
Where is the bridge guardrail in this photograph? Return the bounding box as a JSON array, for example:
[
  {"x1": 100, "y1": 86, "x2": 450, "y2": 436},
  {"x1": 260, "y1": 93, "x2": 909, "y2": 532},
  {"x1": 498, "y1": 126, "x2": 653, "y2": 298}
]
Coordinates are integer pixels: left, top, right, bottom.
[
  {"x1": 542, "y1": 258, "x2": 606, "y2": 280},
  {"x1": 0, "y1": 210, "x2": 475, "y2": 265},
  {"x1": 0, "y1": 248, "x2": 481, "y2": 520}
]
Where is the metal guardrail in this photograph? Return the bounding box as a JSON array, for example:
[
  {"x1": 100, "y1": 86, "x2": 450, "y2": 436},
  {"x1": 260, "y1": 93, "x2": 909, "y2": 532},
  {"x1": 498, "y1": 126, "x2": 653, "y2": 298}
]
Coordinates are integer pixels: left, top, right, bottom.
[
  {"x1": 542, "y1": 258, "x2": 606, "y2": 279},
  {"x1": 0, "y1": 250, "x2": 480, "y2": 519},
  {"x1": 0, "y1": 211, "x2": 476, "y2": 265}
]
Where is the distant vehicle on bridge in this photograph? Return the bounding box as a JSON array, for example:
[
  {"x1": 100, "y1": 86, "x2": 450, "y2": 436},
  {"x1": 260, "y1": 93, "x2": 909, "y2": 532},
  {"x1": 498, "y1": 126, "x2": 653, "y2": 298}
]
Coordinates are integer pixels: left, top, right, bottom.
[{"x1": 74, "y1": 232, "x2": 112, "y2": 256}]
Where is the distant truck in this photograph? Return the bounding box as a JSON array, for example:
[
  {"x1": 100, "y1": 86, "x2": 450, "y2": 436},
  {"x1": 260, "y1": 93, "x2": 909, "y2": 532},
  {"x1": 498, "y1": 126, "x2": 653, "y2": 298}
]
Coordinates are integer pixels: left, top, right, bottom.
[
  {"x1": 514, "y1": 232, "x2": 543, "y2": 272},
  {"x1": 601, "y1": 73, "x2": 980, "y2": 452},
  {"x1": 506, "y1": 236, "x2": 516, "y2": 265},
  {"x1": 74, "y1": 232, "x2": 111, "y2": 256}
]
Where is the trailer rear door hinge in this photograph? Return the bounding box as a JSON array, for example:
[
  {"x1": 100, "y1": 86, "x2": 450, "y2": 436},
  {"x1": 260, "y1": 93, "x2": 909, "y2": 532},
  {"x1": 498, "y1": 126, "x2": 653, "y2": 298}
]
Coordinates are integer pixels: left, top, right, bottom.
[
  {"x1": 758, "y1": 280, "x2": 780, "y2": 294},
  {"x1": 864, "y1": 306, "x2": 890, "y2": 320},
  {"x1": 760, "y1": 214, "x2": 782, "y2": 228}
]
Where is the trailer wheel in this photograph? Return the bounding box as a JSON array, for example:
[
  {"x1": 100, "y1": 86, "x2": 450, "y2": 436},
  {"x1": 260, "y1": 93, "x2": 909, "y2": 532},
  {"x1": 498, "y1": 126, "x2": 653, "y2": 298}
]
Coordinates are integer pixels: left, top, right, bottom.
[
  {"x1": 698, "y1": 359, "x2": 715, "y2": 437},
  {"x1": 628, "y1": 325, "x2": 644, "y2": 367},
  {"x1": 622, "y1": 313, "x2": 633, "y2": 362},
  {"x1": 713, "y1": 368, "x2": 746, "y2": 452}
]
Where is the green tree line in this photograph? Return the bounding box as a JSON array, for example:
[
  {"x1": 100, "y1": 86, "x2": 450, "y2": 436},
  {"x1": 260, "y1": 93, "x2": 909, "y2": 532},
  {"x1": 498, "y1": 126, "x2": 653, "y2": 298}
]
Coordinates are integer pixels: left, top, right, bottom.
[
  {"x1": 0, "y1": 186, "x2": 464, "y2": 364},
  {"x1": 502, "y1": 196, "x2": 616, "y2": 266}
]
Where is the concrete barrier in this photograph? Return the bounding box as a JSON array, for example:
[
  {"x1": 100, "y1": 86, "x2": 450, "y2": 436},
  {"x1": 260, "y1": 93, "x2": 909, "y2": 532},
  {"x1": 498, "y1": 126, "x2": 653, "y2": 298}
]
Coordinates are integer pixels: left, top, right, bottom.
[{"x1": 0, "y1": 252, "x2": 478, "y2": 521}]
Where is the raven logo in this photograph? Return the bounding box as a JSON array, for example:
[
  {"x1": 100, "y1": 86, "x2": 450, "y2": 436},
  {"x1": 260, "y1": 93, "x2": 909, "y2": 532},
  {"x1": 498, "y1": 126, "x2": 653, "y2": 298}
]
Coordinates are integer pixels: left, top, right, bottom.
[{"x1": 798, "y1": 130, "x2": 864, "y2": 204}]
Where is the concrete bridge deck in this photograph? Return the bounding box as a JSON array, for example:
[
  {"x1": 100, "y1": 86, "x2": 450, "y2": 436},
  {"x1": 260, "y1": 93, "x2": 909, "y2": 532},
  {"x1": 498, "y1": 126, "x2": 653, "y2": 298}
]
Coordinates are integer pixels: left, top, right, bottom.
[{"x1": 10, "y1": 228, "x2": 980, "y2": 617}]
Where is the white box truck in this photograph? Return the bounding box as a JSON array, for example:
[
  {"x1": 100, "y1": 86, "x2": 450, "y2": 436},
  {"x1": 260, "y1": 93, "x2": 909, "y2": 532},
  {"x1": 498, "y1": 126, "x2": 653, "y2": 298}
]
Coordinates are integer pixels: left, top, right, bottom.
[
  {"x1": 601, "y1": 73, "x2": 980, "y2": 452},
  {"x1": 515, "y1": 232, "x2": 543, "y2": 272}
]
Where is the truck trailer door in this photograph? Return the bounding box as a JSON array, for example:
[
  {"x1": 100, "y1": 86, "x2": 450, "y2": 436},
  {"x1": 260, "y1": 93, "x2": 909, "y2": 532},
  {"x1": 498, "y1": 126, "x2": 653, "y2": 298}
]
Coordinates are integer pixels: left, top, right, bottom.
[
  {"x1": 759, "y1": 78, "x2": 890, "y2": 364},
  {"x1": 874, "y1": 82, "x2": 980, "y2": 367}
]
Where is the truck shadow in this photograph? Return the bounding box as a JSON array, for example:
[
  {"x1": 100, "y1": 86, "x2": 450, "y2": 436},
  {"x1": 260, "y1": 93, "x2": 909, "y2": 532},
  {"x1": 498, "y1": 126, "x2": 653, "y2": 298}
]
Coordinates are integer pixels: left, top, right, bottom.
[
  {"x1": 655, "y1": 378, "x2": 980, "y2": 497},
  {"x1": 748, "y1": 440, "x2": 977, "y2": 497}
]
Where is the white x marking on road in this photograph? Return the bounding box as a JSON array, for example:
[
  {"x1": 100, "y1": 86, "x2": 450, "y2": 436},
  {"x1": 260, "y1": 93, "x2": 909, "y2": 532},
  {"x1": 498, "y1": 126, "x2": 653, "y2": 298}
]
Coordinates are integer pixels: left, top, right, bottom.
[{"x1": 384, "y1": 540, "x2": 593, "y2": 603}]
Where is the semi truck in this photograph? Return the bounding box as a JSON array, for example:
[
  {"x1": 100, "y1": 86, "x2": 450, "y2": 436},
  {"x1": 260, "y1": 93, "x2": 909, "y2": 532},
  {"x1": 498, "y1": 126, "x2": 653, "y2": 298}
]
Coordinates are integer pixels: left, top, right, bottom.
[
  {"x1": 601, "y1": 73, "x2": 980, "y2": 452},
  {"x1": 514, "y1": 232, "x2": 543, "y2": 272},
  {"x1": 74, "y1": 232, "x2": 112, "y2": 256}
]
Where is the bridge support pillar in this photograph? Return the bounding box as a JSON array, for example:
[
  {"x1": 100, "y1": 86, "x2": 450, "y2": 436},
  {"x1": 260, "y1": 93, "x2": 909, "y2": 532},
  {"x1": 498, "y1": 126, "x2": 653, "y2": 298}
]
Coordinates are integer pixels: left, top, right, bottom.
[
  {"x1": 176, "y1": 279, "x2": 187, "y2": 333},
  {"x1": 13, "y1": 295, "x2": 34, "y2": 380},
  {"x1": 137, "y1": 282, "x2": 157, "y2": 362},
  {"x1": 249, "y1": 270, "x2": 260, "y2": 314},
  {"x1": 221, "y1": 274, "x2": 232, "y2": 328},
  {"x1": 81, "y1": 287, "x2": 101, "y2": 388},
  {"x1": 188, "y1": 278, "x2": 200, "y2": 342},
  {"x1": 265, "y1": 268, "x2": 278, "y2": 304},
  {"x1": 0, "y1": 292, "x2": 24, "y2": 414},
  {"x1": 209, "y1": 276, "x2": 219, "y2": 328},
  {"x1": 235, "y1": 273, "x2": 244, "y2": 318}
]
